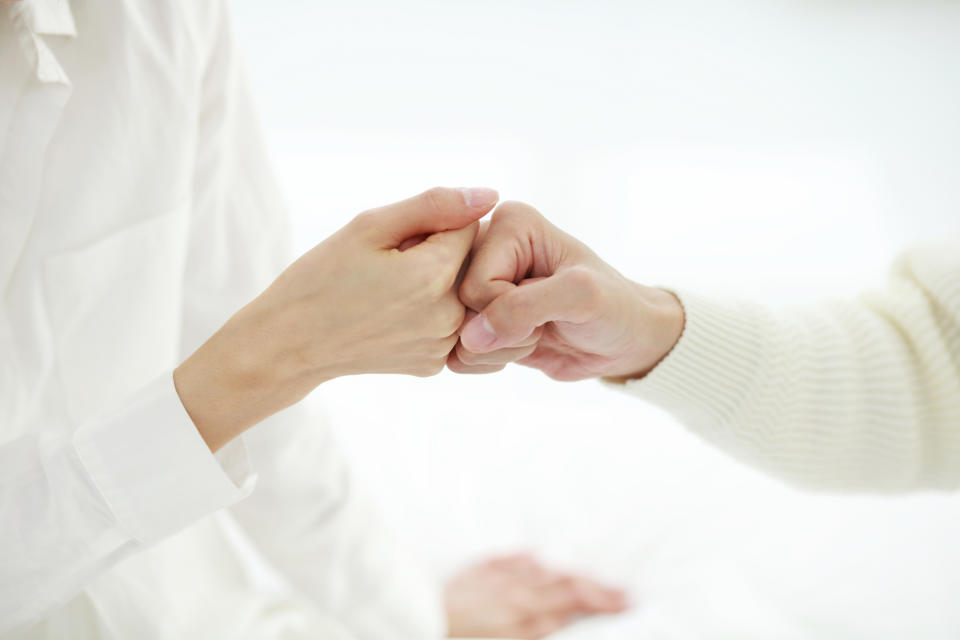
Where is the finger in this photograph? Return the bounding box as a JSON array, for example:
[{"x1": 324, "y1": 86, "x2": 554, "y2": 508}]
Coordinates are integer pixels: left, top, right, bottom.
[
  {"x1": 447, "y1": 310, "x2": 510, "y2": 374},
  {"x1": 455, "y1": 218, "x2": 491, "y2": 293},
  {"x1": 436, "y1": 292, "x2": 469, "y2": 337},
  {"x1": 473, "y1": 217, "x2": 491, "y2": 249},
  {"x1": 445, "y1": 351, "x2": 506, "y2": 375},
  {"x1": 406, "y1": 221, "x2": 480, "y2": 293},
  {"x1": 454, "y1": 339, "x2": 537, "y2": 367},
  {"x1": 486, "y1": 552, "x2": 543, "y2": 575},
  {"x1": 460, "y1": 268, "x2": 599, "y2": 352},
  {"x1": 458, "y1": 201, "x2": 550, "y2": 311},
  {"x1": 569, "y1": 577, "x2": 630, "y2": 614},
  {"x1": 397, "y1": 233, "x2": 428, "y2": 251},
  {"x1": 359, "y1": 186, "x2": 498, "y2": 249},
  {"x1": 459, "y1": 308, "x2": 544, "y2": 349},
  {"x1": 438, "y1": 330, "x2": 462, "y2": 356},
  {"x1": 527, "y1": 575, "x2": 598, "y2": 617},
  {"x1": 519, "y1": 613, "x2": 574, "y2": 640},
  {"x1": 416, "y1": 218, "x2": 480, "y2": 266},
  {"x1": 454, "y1": 278, "x2": 544, "y2": 361}
]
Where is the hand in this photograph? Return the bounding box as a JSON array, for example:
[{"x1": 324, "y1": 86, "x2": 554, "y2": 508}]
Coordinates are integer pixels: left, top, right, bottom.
[
  {"x1": 175, "y1": 187, "x2": 498, "y2": 451},
  {"x1": 445, "y1": 553, "x2": 628, "y2": 639},
  {"x1": 448, "y1": 201, "x2": 684, "y2": 381}
]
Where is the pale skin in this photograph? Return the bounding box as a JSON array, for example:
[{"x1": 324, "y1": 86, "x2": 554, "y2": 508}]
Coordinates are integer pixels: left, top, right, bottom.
[
  {"x1": 173, "y1": 187, "x2": 627, "y2": 638},
  {"x1": 6, "y1": 0, "x2": 656, "y2": 628},
  {"x1": 445, "y1": 553, "x2": 628, "y2": 639},
  {"x1": 12, "y1": 0, "x2": 655, "y2": 632},
  {"x1": 175, "y1": 187, "x2": 491, "y2": 453},
  {"x1": 442, "y1": 202, "x2": 687, "y2": 636},
  {"x1": 451, "y1": 201, "x2": 685, "y2": 382}
]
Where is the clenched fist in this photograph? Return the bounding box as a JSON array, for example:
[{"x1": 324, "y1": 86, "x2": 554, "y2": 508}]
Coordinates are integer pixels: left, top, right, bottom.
[
  {"x1": 449, "y1": 201, "x2": 684, "y2": 381},
  {"x1": 176, "y1": 187, "x2": 498, "y2": 451}
]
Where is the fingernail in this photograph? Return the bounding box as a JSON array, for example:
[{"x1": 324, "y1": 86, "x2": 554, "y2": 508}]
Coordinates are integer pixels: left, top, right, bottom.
[
  {"x1": 459, "y1": 187, "x2": 499, "y2": 209},
  {"x1": 462, "y1": 313, "x2": 497, "y2": 350}
]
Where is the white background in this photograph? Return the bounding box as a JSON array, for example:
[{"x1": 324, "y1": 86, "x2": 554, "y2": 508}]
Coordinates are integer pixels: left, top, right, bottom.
[{"x1": 232, "y1": 1, "x2": 960, "y2": 637}]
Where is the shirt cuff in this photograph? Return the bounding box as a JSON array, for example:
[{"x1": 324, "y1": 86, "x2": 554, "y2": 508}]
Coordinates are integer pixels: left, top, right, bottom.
[
  {"x1": 604, "y1": 289, "x2": 769, "y2": 432},
  {"x1": 73, "y1": 371, "x2": 256, "y2": 544}
]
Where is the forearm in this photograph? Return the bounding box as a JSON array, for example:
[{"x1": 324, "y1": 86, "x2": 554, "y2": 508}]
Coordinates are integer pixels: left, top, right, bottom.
[
  {"x1": 174, "y1": 300, "x2": 328, "y2": 453},
  {"x1": 615, "y1": 242, "x2": 960, "y2": 490}
]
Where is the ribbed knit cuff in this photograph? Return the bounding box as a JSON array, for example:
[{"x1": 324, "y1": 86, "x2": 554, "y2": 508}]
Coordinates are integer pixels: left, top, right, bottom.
[{"x1": 606, "y1": 290, "x2": 771, "y2": 435}]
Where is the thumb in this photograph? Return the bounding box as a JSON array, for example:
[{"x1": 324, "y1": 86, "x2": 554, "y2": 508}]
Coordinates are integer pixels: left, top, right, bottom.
[
  {"x1": 362, "y1": 187, "x2": 499, "y2": 249},
  {"x1": 460, "y1": 269, "x2": 596, "y2": 352}
]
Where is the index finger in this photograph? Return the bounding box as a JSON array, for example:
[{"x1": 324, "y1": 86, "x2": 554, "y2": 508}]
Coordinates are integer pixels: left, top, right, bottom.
[{"x1": 459, "y1": 201, "x2": 554, "y2": 311}]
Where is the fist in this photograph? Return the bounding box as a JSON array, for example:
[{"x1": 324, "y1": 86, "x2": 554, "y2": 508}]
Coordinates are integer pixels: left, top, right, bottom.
[
  {"x1": 255, "y1": 187, "x2": 500, "y2": 381},
  {"x1": 449, "y1": 202, "x2": 684, "y2": 381},
  {"x1": 176, "y1": 187, "x2": 499, "y2": 451}
]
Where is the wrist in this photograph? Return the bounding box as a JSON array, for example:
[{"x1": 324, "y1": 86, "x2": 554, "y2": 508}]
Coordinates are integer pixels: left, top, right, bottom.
[
  {"x1": 174, "y1": 303, "x2": 327, "y2": 452},
  {"x1": 606, "y1": 283, "x2": 685, "y2": 382},
  {"x1": 647, "y1": 286, "x2": 685, "y2": 367}
]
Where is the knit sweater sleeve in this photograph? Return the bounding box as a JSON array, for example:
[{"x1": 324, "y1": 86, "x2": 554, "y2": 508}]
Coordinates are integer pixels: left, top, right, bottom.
[{"x1": 611, "y1": 239, "x2": 960, "y2": 491}]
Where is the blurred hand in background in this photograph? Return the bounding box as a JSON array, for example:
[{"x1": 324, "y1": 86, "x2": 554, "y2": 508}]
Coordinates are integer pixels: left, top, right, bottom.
[{"x1": 445, "y1": 553, "x2": 627, "y2": 639}]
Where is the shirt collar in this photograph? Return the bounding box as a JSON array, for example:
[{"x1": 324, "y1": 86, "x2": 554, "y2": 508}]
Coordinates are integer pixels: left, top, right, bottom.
[
  {"x1": 25, "y1": 0, "x2": 76, "y2": 37},
  {"x1": 9, "y1": 0, "x2": 76, "y2": 85}
]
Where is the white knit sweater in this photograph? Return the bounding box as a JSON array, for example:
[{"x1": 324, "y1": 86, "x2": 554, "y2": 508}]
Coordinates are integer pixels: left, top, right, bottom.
[{"x1": 617, "y1": 238, "x2": 960, "y2": 491}]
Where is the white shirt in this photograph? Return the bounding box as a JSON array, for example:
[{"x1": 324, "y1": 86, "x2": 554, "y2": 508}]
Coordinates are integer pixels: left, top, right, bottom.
[{"x1": 0, "y1": 1, "x2": 444, "y2": 637}]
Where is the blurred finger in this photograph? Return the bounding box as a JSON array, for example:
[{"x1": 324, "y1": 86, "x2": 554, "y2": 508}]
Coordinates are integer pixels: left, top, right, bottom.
[
  {"x1": 572, "y1": 577, "x2": 629, "y2": 613},
  {"x1": 485, "y1": 553, "x2": 542, "y2": 574},
  {"x1": 531, "y1": 576, "x2": 586, "y2": 615},
  {"x1": 519, "y1": 613, "x2": 574, "y2": 640}
]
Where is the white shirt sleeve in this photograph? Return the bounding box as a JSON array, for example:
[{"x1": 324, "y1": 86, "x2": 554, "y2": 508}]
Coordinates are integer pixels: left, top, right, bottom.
[
  {"x1": 0, "y1": 372, "x2": 254, "y2": 633},
  {"x1": 174, "y1": 3, "x2": 446, "y2": 637},
  {"x1": 612, "y1": 239, "x2": 960, "y2": 491},
  {"x1": 230, "y1": 408, "x2": 447, "y2": 640}
]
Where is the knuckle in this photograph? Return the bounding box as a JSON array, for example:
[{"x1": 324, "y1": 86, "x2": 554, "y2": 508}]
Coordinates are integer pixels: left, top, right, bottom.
[
  {"x1": 428, "y1": 357, "x2": 447, "y2": 376},
  {"x1": 443, "y1": 302, "x2": 466, "y2": 334},
  {"x1": 427, "y1": 251, "x2": 463, "y2": 291},
  {"x1": 436, "y1": 334, "x2": 459, "y2": 358},
  {"x1": 496, "y1": 289, "x2": 529, "y2": 323},
  {"x1": 445, "y1": 354, "x2": 466, "y2": 373},
  {"x1": 458, "y1": 277, "x2": 486, "y2": 310},
  {"x1": 426, "y1": 274, "x2": 452, "y2": 298},
  {"x1": 414, "y1": 264, "x2": 449, "y2": 298},
  {"x1": 564, "y1": 266, "x2": 603, "y2": 307},
  {"x1": 429, "y1": 248, "x2": 465, "y2": 288},
  {"x1": 455, "y1": 341, "x2": 479, "y2": 365},
  {"x1": 514, "y1": 344, "x2": 537, "y2": 360},
  {"x1": 411, "y1": 362, "x2": 439, "y2": 378},
  {"x1": 518, "y1": 325, "x2": 544, "y2": 347},
  {"x1": 421, "y1": 186, "x2": 451, "y2": 216},
  {"x1": 349, "y1": 209, "x2": 377, "y2": 233},
  {"x1": 493, "y1": 200, "x2": 541, "y2": 225},
  {"x1": 460, "y1": 364, "x2": 506, "y2": 375}
]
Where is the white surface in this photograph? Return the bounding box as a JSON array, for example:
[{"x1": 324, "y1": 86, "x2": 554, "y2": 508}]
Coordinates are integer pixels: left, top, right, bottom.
[{"x1": 232, "y1": 1, "x2": 960, "y2": 637}]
